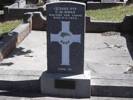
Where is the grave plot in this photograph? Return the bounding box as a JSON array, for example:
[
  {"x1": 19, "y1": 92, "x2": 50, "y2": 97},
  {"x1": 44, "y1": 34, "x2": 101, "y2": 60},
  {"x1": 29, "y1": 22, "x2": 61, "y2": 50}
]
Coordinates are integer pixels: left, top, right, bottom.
[
  {"x1": 3, "y1": 0, "x2": 46, "y2": 20},
  {"x1": 0, "y1": 0, "x2": 132, "y2": 99}
]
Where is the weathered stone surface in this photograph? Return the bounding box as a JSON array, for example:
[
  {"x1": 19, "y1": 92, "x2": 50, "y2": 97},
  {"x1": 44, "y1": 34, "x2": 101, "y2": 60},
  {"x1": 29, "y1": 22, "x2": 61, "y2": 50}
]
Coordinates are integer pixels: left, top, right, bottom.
[
  {"x1": 32, "y1": 12, "x2": 46, "y2": 31},
  {"x1": 40, "y1": 71, "x2": 91, "y2": 98}
]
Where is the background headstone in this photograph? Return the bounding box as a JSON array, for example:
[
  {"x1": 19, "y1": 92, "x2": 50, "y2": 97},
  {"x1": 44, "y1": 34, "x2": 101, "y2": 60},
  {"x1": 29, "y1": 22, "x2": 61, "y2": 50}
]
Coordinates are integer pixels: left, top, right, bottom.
[
  {"x1": 47, "y1": 1, "x2": 85, "y2": 74},
  {"x1": 46, "y1": 0, "x2": 60, "y2": 3}
]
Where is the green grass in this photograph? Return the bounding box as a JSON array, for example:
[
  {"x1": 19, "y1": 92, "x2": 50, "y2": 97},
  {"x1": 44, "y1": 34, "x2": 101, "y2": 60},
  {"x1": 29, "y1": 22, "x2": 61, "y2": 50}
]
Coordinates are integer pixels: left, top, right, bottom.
[
  {"x1": 0, "y1": 10, "x2": 3, "y2": 15},
  {"x1": 0, "y1": 20, "x2": 21, "y2": 37},
  {"x1": 86, "y1": 4, "x2": 133, "y2": 22}
]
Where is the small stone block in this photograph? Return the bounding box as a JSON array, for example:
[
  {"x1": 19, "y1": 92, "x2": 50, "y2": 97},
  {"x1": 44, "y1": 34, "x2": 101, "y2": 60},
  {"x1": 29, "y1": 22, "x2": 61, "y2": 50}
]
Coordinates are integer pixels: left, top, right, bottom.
[{"x1": 40, "y1": 71, "x2": 91, "y2": 98}]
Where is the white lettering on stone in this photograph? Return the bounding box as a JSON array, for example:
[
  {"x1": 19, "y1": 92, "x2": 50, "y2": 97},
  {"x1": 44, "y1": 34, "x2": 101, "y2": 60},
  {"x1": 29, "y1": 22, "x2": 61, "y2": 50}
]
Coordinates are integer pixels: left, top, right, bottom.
[{"x1": 50, "y1": 21, "x2": 81, "y2": 65}]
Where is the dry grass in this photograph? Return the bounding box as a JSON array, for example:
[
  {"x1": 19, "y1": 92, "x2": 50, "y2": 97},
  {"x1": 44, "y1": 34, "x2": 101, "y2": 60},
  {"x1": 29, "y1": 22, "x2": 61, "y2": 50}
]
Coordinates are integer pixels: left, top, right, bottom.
[
  {"x1": 0, "y1": 20, "x2": 21, "y2": 37},
  {"x1": 86, "y1": 4, "x2": 133, "y2": 22}
]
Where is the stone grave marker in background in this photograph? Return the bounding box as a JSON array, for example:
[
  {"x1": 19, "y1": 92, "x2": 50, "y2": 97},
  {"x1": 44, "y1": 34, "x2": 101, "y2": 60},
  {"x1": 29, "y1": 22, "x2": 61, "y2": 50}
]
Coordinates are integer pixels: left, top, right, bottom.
[
  {"x1": 40, "y1": 1, "x2": 91, "y2": 98},
  {"x1": 46, "y1": 0, "x2": 60, "y2": 3}
]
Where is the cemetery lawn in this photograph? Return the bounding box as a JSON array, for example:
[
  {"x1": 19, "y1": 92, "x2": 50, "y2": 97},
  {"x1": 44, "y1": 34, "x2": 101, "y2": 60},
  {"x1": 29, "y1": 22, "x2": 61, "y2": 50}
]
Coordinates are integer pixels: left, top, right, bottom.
[
  {"x1": 0, "y1": 20, "x2": 21, "y2": 37},
  {"x1": 86, "y1": 4, "x2": 133, "y2": 22},
  {"x1": 0, "y1": 10, "x2": 3, "y2": 15}
]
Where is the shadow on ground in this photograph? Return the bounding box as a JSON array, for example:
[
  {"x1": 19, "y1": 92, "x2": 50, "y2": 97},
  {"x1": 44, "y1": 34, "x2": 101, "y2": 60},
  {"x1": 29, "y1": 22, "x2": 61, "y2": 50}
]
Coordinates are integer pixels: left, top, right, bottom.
[
  {"x1": 121, "y1": 32, "x2": 133, "y2": 73},
  {"x1": 91, "y1": 85, "x2": 133, "y2": 98},
  {"x1": 8, "y1": 47, "x2": 33, "y2": 58},
  {"x1": 0, "y1": 79, "x2": 68, "y2": 98},
  {"x1": 0, "y1": 80, "x2": 44, "y2": 97},
  {"x1": 0, "y1": 47, "x2": 33, "y2": 66},
  {"x1": 121, "y1": 32, "x2": 133, "y2": 60},
  {"x1": 0, "y1": 62, "x2": 14, "y2": 66}
]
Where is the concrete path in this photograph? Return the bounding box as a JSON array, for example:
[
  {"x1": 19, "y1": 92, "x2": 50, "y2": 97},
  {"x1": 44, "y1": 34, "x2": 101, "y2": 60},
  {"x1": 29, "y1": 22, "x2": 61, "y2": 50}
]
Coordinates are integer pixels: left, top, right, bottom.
[
  {"x1": 85, "y1": 32, "x2": 133, "y2": 74},
  {"x1": 0, "y1": 31, "x2": 47, "y2": 71},
  {"x1": 0, "y1": 31, "x2": 132, "y2": 100},
  {"x1": 1, "y1": 31, "x2": 132, "y2": 74}
]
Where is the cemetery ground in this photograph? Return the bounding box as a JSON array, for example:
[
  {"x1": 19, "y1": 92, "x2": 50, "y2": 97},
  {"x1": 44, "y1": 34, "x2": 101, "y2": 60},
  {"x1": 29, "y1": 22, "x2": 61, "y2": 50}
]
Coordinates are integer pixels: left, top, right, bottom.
[
  {"x1": 0, "y1": 1, "x2": 133, "y2": 100},
  {"x1": 0, "y1": 10, "x2": 3, "y2": 15},
  {"x1": 0, "y1": 30, "x2": 132, "y2": 99}
]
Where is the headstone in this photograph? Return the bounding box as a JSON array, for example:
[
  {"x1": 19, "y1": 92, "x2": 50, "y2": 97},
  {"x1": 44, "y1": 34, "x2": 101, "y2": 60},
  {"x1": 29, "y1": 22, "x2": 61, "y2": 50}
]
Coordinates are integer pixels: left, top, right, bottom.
[
  {"x1": 40, "y1": 1, "x2": 91, "y2": 98},
  {"x1": 47, "y1": 1, "x2": 85, "y2": 74},
  {"x1": 46, "y1": 0, "x2": 60, "y2": 3},
  {"x1": 15, "y1": 0, "x2": 26, "y2": 8}
]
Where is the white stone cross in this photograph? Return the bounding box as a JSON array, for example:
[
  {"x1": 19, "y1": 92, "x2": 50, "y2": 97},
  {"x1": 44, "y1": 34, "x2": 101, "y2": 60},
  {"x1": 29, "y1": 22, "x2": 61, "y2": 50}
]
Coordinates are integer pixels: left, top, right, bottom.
[{"x1": 50, "y1": 21, "x2": 81, "y2": 65}]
